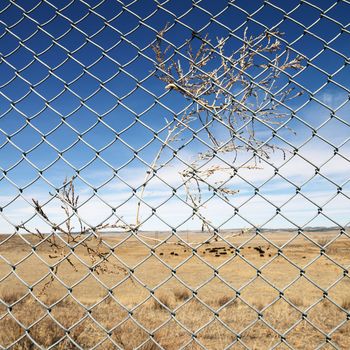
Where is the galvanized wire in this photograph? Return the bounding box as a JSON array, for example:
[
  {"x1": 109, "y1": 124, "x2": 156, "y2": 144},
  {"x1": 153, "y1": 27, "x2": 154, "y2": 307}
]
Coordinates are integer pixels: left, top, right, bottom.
[{"x1": 0, "y1": 0, "x2": 350, "y2": 349}]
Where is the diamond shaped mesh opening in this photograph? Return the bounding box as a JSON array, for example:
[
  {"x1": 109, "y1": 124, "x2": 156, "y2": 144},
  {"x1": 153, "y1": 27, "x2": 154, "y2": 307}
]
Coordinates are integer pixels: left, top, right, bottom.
[{"x1": 0, "y1": 0, "x2": 350, "y2": 348}]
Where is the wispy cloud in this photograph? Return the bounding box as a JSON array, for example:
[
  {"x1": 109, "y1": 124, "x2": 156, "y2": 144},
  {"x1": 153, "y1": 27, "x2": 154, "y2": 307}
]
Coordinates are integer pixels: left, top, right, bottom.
[
  {"x1": 2, "y1": 145, "x2": 349, "y2": 233},
  {"x1": 1, "y1": 98, "x2": 349, "y2": 233}
]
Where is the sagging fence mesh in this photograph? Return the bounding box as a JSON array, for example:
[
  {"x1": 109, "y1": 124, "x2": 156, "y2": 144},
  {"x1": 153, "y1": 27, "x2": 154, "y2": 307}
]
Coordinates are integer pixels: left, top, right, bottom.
[{"x1": 0, "y1": 0, "x2": 350, "y2": 349}]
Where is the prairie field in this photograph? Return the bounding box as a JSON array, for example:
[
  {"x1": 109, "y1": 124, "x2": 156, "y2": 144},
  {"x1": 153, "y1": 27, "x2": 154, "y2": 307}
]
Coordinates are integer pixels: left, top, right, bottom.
[{"x1": 0, "y1": 229, "x2": 350, "y2": 349}]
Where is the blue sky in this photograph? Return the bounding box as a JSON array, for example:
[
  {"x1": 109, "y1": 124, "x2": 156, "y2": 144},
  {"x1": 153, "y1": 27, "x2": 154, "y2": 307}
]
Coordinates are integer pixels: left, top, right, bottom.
[{"x1": 0, "y1": 0, "x2": 349, "y2": 233}]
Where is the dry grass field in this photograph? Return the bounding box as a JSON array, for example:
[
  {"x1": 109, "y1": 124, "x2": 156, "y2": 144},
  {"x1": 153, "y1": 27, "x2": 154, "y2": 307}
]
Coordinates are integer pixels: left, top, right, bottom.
[{"x1": 0, "y1": 229, "x2": 350, "y2": 349}]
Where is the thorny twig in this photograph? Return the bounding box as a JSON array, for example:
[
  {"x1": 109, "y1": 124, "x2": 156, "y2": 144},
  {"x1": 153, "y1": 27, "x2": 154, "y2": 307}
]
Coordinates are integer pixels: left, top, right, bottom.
[
  {"x1": 21, "y1": 178, "x2": 131, "y2": 295},
  {"x1": 135, "y1": 25, "x2": 304, "y2": 234}
]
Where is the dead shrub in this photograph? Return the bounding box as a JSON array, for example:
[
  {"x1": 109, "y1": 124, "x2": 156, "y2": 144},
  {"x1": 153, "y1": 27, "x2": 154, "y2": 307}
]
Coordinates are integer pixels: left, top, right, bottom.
[
  {"x1": 1, "y1": 316, "x2": 70, "y2": 350},
  {"x1": 1, "y1": 290, "x2": 23, "y2": 305},
  {"x1": 317, "y1": 236, "x2": 331, "y2": 248},
  {"x1": 0, "y1": 318, "x2": 33, "y2": 350},
  {"x1": 19, "y1": 178, "x2": 130, "y2": 296},
  {"x1": 29, "y1": 319, "x2": 65, "y2": 349},
  {"x1": 216, "y1": 295, "x2": 233, "y2": 307},
  {"x1": 342, "y1": 298, "x2": 350, "y2": 310},
  {"x1": 289, "y1": 296, "x2": 304, "y2": 308},
  {"x1": 253, "y1": 300, "x2": 265, "y2": 312},
  {"x1": 135, "y1": 24, "x2": 304, "y2": 235},
  {"x1": 174, "y1": 289, "x2": 190, "y2": 302},
  {"x1": 152, "y1": 294, "x2": 171, "y2": 311}
]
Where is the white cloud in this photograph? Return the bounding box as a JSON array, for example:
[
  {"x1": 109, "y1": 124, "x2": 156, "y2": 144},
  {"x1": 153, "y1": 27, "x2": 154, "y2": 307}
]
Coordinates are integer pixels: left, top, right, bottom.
[
  {"x1": 1, "y1": 99, "x2": 349, "y2": 233},
  {"x1": 2, "y1": 175, "x2": 348, "y2": 233}
]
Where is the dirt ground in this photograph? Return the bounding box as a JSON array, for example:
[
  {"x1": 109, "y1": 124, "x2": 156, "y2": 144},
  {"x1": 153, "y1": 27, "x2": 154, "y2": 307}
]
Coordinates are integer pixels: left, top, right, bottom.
[{"x1": 0, "y1": 229, "x2": 350, "y2": 349}]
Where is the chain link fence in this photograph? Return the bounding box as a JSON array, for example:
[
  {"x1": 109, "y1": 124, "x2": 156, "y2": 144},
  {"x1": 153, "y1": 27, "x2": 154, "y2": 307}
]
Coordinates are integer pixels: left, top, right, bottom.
[{"x1": 0, "y1": 0, "x2": 350, "y2": 349}]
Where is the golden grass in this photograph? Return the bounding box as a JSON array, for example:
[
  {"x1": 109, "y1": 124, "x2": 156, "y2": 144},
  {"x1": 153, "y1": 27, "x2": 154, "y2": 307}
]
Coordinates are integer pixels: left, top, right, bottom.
[
  {"x1": 1, "y1": 230, "x2": 350, "y2": 349},
  {"x1": 342, "y1": 297, "x2": 350, "y2": 311}
]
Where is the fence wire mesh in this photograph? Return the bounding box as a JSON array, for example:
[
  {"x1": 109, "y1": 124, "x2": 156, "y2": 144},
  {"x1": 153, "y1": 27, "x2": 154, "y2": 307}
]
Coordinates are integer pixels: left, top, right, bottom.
[{"x1": 0, "y1": 0, "x2": 350, "y2": 349}]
